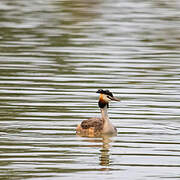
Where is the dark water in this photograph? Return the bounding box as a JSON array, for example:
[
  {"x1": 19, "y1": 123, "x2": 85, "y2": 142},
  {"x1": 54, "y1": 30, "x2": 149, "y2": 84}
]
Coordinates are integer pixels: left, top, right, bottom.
[{"x1": 0, "y1": 0, "x2": 180, "y2": 179}]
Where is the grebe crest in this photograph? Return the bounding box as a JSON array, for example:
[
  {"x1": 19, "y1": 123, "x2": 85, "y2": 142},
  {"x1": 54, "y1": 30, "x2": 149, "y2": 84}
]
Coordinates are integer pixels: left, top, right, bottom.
[{"x1": 76, "y1": 89, "x2": 120, "y2": 137}]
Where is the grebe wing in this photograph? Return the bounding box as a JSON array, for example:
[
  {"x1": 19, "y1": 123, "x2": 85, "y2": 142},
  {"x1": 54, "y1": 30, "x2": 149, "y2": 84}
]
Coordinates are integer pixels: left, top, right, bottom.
[{"x1": 81, "y1": 117, "x2": 103, "y2": 131}]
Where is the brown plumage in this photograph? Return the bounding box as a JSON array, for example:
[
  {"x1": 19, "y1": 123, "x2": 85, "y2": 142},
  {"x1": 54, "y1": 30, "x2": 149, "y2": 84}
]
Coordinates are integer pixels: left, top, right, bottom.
[
  {"x1": 76, "y1": 118, "x2": 103, "y2": 137},
  {"x1": 76, "y1": 89, "x2": 120, "y2": 137}
]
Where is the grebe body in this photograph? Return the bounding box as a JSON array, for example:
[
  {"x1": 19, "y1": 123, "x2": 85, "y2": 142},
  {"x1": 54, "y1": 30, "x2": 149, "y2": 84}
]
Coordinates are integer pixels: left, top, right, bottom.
[{"x1": 76, "y1": 89, "x2": 120, "y2": 137}]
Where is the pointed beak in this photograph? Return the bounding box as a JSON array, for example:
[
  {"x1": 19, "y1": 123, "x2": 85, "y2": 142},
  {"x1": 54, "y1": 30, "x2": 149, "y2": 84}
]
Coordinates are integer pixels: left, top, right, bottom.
[{"x1": 109, "y1": 96, "x2": 120, "y2": 101}]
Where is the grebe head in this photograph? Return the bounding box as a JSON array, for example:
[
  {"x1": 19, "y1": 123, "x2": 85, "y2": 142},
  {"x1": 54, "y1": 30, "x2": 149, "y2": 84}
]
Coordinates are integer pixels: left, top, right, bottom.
[{"x1": 96, "y1": 89, "x2": 120, "y2": 108}]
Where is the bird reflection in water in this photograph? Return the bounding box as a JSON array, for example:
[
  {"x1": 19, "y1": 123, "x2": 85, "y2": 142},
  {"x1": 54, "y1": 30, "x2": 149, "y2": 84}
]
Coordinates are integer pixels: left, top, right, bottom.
[
  {"x1": 99, "y1": 135, "x2": 112, "y2": 167},
  {"x1": 77, "y1": 134, "x2": 114, "y2": 168}
]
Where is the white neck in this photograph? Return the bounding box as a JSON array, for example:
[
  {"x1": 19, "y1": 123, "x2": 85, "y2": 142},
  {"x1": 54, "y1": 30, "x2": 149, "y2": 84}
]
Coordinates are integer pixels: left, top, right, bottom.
[
  {"x1": 100, "y1": 105, "x2": 116, "y2": 134},
  {"x1": 100, "y1": 105, "x2": 109, "y2": 122}
]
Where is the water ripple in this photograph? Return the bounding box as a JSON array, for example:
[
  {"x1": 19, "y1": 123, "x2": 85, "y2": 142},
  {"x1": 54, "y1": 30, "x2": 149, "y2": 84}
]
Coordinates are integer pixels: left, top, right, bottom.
[{"x1": 0, "y1": 0, "x2": 180, "y2": 179}]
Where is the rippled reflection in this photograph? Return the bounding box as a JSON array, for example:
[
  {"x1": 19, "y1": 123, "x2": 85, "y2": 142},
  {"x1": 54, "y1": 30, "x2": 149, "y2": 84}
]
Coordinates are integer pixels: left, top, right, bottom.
[
  {"x1": 99, "y1": 136, "x2": 112, "y2": 167},
  {"x1": 0, "y1": 0, "x2": 180, "y2": 179}
]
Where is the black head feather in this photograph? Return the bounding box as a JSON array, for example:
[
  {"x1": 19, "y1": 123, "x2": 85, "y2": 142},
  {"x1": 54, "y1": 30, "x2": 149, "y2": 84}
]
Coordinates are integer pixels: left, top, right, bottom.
[{"x1": 96, "y1": 89, "x2": 113, "y2": 97}]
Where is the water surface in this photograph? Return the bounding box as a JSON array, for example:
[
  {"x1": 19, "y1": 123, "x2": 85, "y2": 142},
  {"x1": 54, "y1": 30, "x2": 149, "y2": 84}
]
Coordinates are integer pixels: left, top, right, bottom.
[{"x1": 0, "y1": 0, "x2": 180, "y2": 179}]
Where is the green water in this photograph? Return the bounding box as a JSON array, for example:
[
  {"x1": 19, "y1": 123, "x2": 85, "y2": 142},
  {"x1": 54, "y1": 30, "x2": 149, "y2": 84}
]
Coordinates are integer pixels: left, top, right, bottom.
[{"x1": 0, "y1": 0, "x2": 180, "y2": 179}]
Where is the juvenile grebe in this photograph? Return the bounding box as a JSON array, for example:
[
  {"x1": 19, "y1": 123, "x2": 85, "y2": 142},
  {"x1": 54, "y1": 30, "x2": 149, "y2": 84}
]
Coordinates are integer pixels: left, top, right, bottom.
[{"x1": 76, "y1": 89, "x2": 120, "y2": 137}]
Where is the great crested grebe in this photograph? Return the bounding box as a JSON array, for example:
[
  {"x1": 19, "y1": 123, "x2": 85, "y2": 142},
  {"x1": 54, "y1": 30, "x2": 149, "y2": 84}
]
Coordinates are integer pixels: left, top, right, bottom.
[{"x1": 76, "y1": 89, "x2": 120, "y2": 137}]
